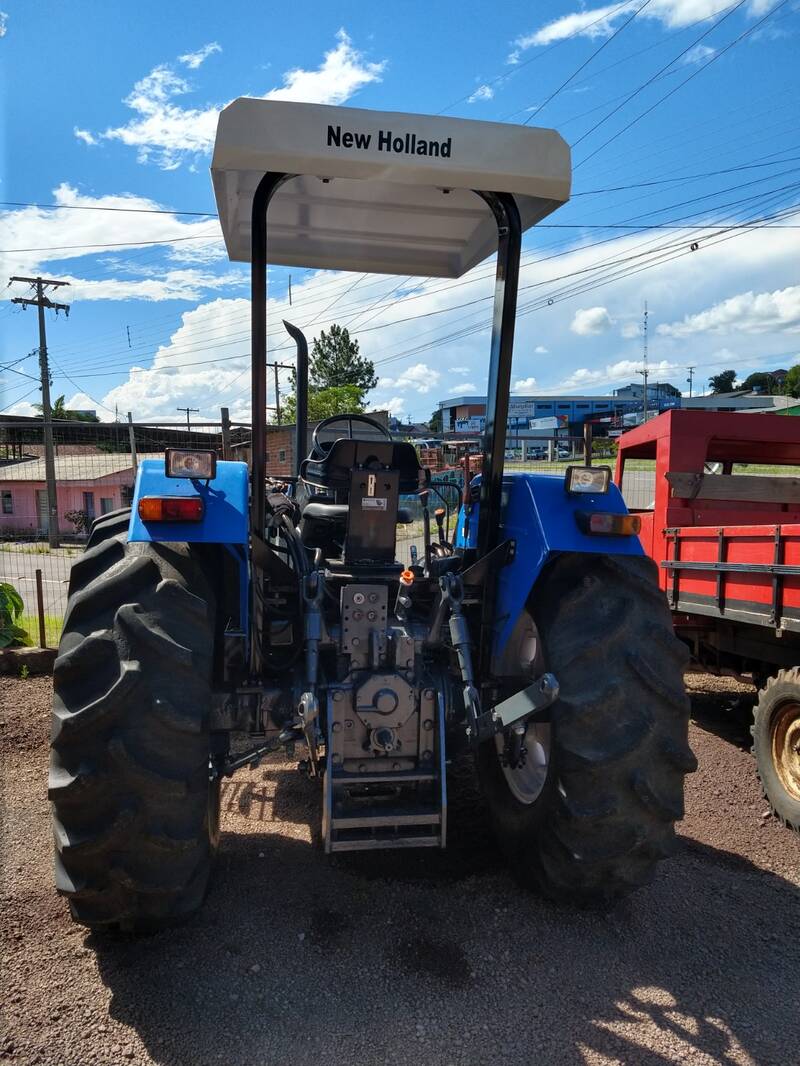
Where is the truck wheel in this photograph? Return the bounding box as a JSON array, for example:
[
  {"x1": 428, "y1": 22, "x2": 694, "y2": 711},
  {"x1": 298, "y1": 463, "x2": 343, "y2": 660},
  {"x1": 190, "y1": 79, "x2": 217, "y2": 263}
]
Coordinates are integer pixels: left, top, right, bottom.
[
  {"x1": 751, "y1": 671, "x2": 800, "y2": 833},
  {"x1": 49, "y1": 510, "x2": 220, "y2": 931},
  {"x1": 478, "y1": 553, "x2": 695, "y2": 905}
]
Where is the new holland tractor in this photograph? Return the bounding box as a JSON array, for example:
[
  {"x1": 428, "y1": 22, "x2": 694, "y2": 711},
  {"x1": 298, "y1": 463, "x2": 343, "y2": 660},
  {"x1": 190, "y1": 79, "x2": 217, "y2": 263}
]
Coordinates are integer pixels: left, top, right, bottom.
[{"x1": 49, "y1": 100, "x2": 695, "y2": 930}]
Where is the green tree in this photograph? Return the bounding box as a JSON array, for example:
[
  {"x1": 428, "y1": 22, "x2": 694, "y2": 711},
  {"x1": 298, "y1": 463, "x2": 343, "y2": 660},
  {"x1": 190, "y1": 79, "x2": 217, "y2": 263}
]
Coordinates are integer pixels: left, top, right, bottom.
[
  {"x1": 737, "y1": 371, "x2": 778, "y2": 393},
  {"x1": 283, "y1": 384, "x2": 366, "y2": 423},
  {"x1": 309, "y1": 325, "x2": 378, "y2": 392},
  {"x1": 708, "y1": 370, "x2": 737, "y2": 394},
  {"x1": 33, "y1": 395, "x2": 100, "y2": 422},
  {"x1": 783, "y1": 365, "x2": 800, "y2": 399},
  {"x1": 428, "y1": 408, "x2": 443, "y2": 434}
]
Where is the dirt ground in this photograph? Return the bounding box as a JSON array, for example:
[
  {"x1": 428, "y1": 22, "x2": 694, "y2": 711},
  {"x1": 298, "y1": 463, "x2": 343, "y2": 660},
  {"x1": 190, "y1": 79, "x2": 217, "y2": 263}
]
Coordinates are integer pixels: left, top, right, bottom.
[{"x1": 1, "y1": 673, "x2": 799, "y2": 1066}]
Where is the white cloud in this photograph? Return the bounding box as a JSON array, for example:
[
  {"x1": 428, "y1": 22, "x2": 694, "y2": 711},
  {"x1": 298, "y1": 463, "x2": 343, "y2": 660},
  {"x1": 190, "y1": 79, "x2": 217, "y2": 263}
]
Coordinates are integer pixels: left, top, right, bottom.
[
  {"x1": 681, "y1": 43, "x2": 716, "y2": 65},
  {"x1": 620, "y1": 322, "x2": 641, "y2": 339},
  {"x1": 512, "y1": 377, "x2": 538, "y2": 392},
  {"x1": 448, "y1": 383, "x2": 477, "y2": 393},
  {"x1": 658, "y1": 285, "x2": 800, "y2": 337},
  {"x1": 88, "y1": 30, "x2": 385, "y2": 169},
  {"x1": 73, "y1": 128, "x2": 98, "y2": 146},
  {"x1": 571, "y1": 306, "x2": 613, "y2": 335},
  {"x1": 383, "y1": 396, "x2": 407, "y2": 417},
  {"x1": 379, "y1": 363, "x2": 441, "y2": 394},
  {"x1": 534, "y1": 345, "x2": 548, "y2": 354},
  {"x1": 0, "y1": 184, "x2": 229, "y2": 295},
  {"x1": 467, "y1": 84, "x2": 494, "y2": 104},
  {"x1": 178, "y1": 43, "x2": 221, "y2": 69},
  {"x1": 511, "y1": 1, "x2": 769, "y2": 55},
  {"x1": 0, "y1": 12, "x2": 7, "y2": 37},
  {"x1": 449, "y1": 365, "x2": 470, "y2": 373},
  {"x1": 549, "y1": 359, "x2": 677, "y2": 393}
]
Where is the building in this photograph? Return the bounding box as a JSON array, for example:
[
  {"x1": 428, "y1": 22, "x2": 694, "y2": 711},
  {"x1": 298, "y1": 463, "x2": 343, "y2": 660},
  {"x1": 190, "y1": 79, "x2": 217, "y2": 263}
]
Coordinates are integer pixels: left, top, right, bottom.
[
  {"x1": 681, "y1": 391, "x2": 796, "y2": 414},
  {"x1": 0, "y1": 454, "x2": 162, "y2": 535},
  {"x1": 438, "y1": 383, "x2": 680, "y2": 440}
]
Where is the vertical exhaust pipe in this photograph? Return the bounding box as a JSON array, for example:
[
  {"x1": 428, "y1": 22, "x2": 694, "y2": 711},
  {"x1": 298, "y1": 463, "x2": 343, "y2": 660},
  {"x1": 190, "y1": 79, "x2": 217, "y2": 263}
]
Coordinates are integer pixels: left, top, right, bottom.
[{"x1": 283, "y1": 320, "x2": 308, "y2": 477}]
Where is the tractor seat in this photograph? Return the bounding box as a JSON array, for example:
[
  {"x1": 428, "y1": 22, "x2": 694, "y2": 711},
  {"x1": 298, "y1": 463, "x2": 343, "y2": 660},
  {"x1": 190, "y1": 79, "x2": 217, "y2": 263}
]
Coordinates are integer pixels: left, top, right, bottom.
[
  {"x1": 301, "y1": 438, "x2": 428, "y2": 495},
  {"x1": 302, "y1": 500, "x2": 414, "y2": 524}
]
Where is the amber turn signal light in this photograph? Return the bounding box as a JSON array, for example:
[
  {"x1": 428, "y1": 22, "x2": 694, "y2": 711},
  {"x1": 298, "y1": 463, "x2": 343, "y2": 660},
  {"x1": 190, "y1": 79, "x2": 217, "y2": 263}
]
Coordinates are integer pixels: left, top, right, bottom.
[{"x1": 138, "y1": 496, "x2": 205, "y2": 522}]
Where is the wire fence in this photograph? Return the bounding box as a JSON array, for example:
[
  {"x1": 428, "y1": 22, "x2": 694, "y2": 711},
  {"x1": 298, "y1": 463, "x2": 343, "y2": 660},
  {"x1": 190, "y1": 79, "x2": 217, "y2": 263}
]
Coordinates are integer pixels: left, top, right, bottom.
[{"x1": 0, "y1": 421, "x2": 635, "y2": 646}]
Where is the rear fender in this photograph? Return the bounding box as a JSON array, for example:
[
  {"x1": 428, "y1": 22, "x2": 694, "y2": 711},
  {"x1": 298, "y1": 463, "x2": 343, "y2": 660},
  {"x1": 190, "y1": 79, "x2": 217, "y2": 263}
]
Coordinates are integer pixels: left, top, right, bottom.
[
  {"x1": 128, "y1": 458, "x2": 249, "y2": 634},
  {"x1": 455, "y1": 473, "x2": 643, "y2": 657}
]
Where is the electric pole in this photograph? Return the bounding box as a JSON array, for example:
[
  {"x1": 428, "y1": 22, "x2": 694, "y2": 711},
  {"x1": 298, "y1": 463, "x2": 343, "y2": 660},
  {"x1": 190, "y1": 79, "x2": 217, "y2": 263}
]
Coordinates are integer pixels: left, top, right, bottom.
[
  {"x1": 176, "y1": 406, "x2": 199, "y2": 432},
  {"x1": 637, "y1": 301, "x2": 649, "y2": 424},
  {"x1": 686, "y1": 365, "x2": 696, "y2": 398},
  {"x1": 10, "y1": 276, "x2": 70, "y2": 548},
  {"x1": 267, "y1": 361, "x2": 294, "y2": 425},
  {"x1": 273, "y1": 363, "x2": 282, "y2": 425}
]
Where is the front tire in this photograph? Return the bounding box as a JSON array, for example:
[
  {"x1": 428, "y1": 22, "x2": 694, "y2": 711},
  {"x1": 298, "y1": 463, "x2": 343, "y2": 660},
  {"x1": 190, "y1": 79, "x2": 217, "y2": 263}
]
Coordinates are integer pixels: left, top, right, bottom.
[
  {"x1": 751, "y1": 670, "x2": 800, "y2": 833},
  {"x1": 49, "y1": 510, "x2": 220, "y2": 931},
  {"x1": 479, "y1": 553, "x2": 696, "y2": 905}
]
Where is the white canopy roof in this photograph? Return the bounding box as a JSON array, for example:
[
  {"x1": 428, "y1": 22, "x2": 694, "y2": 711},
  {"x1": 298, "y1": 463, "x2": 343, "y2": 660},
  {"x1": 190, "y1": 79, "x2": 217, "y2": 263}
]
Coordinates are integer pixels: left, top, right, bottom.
[{"x1": 211, "y1": 100, "x2": 571, "y2": 279}]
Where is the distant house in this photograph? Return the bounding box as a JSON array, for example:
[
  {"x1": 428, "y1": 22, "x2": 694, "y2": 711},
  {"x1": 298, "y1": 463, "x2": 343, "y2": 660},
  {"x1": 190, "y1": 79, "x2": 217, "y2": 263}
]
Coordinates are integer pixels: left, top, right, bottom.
[{"x1": 0, "y1": 454, "x2": 161, "y2": 534}]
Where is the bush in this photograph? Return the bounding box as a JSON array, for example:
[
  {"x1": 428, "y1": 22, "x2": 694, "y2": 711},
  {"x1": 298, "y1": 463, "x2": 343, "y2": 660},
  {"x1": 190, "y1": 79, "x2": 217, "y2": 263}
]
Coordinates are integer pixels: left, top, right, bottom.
[
  {"x1": 64, "y1": 509, "x2": 90, "y2": 534},
  {"x1": 0, "y1": 583, "x2": 32, "y2": 649}
]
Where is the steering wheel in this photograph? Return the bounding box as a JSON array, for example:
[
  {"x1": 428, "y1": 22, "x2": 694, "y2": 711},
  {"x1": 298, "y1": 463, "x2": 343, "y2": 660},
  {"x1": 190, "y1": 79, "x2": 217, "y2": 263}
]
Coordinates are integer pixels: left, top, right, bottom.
[{"x1": 310, "y1": 414, "x2": 392, "y2": 458}]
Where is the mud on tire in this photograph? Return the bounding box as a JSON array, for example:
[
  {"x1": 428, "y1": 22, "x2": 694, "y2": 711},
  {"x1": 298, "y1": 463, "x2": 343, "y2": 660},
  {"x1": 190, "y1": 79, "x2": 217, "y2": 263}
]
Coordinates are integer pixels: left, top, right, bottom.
[
  {"x1": 479, "y1": 553, "x2": 696, "y2": 905},
  {"x1": 49, "y1": 509, "x2": 220, "y2": 931}
]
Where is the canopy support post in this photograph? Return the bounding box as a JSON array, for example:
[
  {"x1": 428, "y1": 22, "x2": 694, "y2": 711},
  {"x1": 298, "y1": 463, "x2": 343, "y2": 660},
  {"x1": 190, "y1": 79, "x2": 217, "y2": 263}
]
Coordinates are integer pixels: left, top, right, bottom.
[
  {"x1": 475, "y1": 190, "x2": 521, "y2": 561},
  {"x1": 250, "y1": 171, "x2": 292, "y2": 676},
  {"x1": 474, "y1": 190, "x2": 522, "y2": 682}
]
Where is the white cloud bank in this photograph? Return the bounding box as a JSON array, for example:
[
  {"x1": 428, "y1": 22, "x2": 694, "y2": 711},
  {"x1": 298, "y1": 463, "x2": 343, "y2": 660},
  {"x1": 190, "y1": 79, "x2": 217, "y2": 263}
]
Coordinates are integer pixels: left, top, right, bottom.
[
  {"x1": 83, "y1": 30, "x2": 384, "y2": 169},
  {"x1": 658, "y1": 285, "x2": 800, "y2": 337},
  {"x1": 0, "y1": 184, "x2": 232, "y2": 297},
  {"x1": 511, "y1": 0, "x2": 771, "y2": 58}
]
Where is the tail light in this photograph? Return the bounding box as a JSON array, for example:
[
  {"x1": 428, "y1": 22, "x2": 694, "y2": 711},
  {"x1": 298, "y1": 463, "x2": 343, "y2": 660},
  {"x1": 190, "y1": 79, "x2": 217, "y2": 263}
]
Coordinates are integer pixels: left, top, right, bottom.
[
  {"x1": 576, "y1": 511, "x2": 641, "y2": 536},
  {"x1": 138, "y1": 496, "x2": 205, "y2": 522}
]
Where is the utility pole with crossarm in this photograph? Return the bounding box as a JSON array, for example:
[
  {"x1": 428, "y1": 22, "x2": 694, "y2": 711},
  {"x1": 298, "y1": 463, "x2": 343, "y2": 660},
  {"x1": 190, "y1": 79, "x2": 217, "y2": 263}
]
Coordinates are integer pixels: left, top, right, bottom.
[{"x1": 10, "y1": 276, "x2": 70, "y2": 548}]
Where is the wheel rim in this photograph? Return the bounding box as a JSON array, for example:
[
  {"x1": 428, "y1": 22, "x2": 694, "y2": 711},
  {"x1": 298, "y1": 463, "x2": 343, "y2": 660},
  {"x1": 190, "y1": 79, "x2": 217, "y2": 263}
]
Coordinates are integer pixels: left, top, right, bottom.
[
  {"x1": 495, "y1": 721, "x2": 551, "y2": 805},
  {"x1": 770, "y1": 701, "x2": 800, "y2": 802}
]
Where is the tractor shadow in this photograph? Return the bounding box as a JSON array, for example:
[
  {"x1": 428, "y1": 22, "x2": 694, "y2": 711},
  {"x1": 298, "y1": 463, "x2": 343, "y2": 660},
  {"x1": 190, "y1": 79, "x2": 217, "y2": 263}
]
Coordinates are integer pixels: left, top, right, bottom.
[
  {"x1": 687, "y1": 677, "x2": 757, "y2": 751},
  {"x1": 88, "y1": 755, "x2": 800, "y2": 1066}
]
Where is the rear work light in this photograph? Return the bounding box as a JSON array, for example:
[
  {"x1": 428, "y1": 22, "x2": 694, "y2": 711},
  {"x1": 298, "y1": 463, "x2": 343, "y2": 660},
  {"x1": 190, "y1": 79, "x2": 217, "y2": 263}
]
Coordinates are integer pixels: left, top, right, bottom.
[
  {"x1": 564, "y1": 465, "x2": 611, "y2": 495},
  {"x1": 165, "y1": 448, "x2": 217, "y2": 480},
  {"x1": 576, "y1": 511, "x2": 641, "y2": 536},
  {"x1": 138, "y1": 496, "x2": 205, "y2": 523}
]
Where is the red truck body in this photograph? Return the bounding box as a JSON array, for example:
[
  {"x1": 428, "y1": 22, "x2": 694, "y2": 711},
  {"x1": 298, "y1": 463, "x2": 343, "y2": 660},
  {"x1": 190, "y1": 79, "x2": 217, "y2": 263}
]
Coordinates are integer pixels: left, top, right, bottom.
[{"x1": 614, "y1": 409, "x2": 800, "y2": 670}]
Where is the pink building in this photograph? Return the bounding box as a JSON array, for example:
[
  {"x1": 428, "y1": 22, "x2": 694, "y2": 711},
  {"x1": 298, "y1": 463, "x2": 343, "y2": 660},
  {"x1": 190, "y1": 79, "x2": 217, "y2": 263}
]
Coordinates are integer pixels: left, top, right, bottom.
[{"x1": 0, "y1": 454, "x2": 160, "y2": 535}]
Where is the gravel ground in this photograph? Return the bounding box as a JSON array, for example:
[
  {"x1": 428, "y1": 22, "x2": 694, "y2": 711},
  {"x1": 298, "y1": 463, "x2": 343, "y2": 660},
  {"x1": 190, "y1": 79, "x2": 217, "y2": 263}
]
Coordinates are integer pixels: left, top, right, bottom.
[{"x1": 2, "y1": 673, "x2": 799, "y2": 1066}]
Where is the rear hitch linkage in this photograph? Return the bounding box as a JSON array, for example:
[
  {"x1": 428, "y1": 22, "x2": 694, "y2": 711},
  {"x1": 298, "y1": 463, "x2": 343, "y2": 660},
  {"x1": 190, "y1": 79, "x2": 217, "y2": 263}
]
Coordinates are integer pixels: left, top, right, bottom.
[{"x1": 441, "y1": 571, "x2": 559, "y2": 746}]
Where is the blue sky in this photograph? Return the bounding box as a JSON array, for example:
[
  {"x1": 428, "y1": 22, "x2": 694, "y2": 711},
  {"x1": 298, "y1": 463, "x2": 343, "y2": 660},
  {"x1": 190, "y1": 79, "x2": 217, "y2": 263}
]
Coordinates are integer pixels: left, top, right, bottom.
[{"x1": 1, "y1": 0, "x2": 798, "y2": 423}]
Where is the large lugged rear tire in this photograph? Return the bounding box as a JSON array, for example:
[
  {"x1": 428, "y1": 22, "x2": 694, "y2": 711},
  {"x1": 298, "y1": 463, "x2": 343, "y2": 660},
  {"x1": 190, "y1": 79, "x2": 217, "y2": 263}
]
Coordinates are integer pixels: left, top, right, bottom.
[
  {"x1": 49, "y1": 509, "x2": 221, "y2": 931},
  {"x1": 478, "y1": 553, "x2": 696, "y2": 905},
  {"x1": 751, "y1": 670, "x2": 800, "y2": 833}
]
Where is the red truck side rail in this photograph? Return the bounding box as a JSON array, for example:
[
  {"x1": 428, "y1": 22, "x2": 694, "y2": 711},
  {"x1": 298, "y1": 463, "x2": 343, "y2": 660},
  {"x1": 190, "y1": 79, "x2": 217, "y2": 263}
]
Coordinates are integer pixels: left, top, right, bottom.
[{"x1": 614, "y1": 410, "x2": 800, "y2": 634}]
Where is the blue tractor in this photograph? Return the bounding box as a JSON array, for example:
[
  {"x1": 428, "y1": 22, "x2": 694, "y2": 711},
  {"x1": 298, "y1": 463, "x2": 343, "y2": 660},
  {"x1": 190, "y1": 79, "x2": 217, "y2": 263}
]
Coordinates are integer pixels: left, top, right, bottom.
[{"x1": 49, "y1": 100, "x2": 694, "y2": 930}]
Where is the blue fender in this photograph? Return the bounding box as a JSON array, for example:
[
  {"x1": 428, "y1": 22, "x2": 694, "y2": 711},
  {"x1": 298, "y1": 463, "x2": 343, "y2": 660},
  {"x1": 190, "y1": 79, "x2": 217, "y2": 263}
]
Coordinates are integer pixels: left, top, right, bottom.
[
  {"x1": 128, "y1": 458, "x2": 250, "y2": 636},
  {"x1": 454, "y1": 472, "x2": 643, "y2": 656},
  {"x1": 128, "y1": 459, "x2": 249, "y2": 544}
]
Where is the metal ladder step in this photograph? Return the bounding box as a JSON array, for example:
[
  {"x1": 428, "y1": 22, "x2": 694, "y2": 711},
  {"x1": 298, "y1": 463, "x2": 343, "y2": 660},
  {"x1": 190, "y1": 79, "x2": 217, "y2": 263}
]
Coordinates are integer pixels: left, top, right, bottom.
[{"x1": 331, "y1": 807, "x2": 441, "y2": 830}]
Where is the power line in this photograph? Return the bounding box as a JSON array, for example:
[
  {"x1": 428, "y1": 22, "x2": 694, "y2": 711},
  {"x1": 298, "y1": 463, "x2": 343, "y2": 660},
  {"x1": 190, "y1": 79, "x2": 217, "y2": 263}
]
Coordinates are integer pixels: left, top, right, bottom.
[
  {"x1": 524, "y1": 0, "x2": 654, "y2": 124},
  {"x1": 574, "y1": 0, "x2": 791, "y2": 168},
  {"x1": 571, "y1": 0, "x2": 749, "y2": 154}
]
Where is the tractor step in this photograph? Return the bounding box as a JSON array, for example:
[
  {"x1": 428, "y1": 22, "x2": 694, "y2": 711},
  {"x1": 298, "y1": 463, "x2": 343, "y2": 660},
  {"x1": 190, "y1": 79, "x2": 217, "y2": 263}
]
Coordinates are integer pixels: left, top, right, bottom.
[{"x1": 322, "y1": 694, "x2": 448, "y2": 854}]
